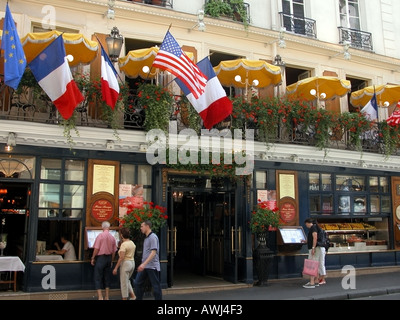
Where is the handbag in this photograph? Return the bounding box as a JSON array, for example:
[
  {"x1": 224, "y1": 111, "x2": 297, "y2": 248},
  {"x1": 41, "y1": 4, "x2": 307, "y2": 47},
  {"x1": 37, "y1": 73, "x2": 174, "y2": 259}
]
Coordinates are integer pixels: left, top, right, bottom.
[{"x1": 302, "y1": 258, "x2": 319, "y2": 277}]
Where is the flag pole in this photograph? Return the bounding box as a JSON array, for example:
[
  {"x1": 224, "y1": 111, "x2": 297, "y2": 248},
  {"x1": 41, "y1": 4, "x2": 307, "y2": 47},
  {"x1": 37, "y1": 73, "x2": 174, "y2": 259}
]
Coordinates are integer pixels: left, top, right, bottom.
[{"x1": 145, "y1": 24, "x2": 173, "y2": 82}]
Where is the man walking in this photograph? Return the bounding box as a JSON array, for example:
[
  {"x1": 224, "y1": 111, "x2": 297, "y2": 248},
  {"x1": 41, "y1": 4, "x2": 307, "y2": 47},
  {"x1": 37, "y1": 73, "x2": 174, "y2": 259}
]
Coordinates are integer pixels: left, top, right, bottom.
[
  {"x1": 134, "y1": 220, "x2": 162, "y2": 300},
  {"x1": 91, "y1": 221, "x2": 117, "y2": 300}
]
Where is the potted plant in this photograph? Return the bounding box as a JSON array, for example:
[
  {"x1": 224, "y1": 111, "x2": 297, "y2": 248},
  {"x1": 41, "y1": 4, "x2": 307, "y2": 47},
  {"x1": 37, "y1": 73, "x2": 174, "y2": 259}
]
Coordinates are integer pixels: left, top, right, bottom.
[
  {"x1": 118, "y1": 201, "x2": 168, "y2": 235},
  {"x1": 249, "y1": 202, "x2": 281, "y2": 235},
  {"x1": 228, "y1": 0, "x2": 249, "y2": 28},
  {"x1": 204, "y1": 0, "x2": 234, "y2": 18}
]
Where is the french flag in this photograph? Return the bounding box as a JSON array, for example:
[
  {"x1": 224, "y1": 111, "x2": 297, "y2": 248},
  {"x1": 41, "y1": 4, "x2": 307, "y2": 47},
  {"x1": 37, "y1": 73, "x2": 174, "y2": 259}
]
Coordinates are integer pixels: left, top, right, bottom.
[
  {"x1": 101, "y1": 46, "x2": 120, "y2": 109},
  {"x1": 28, "y1": 36, "x2": 84, "y2": 120},
  {"x1": 175, "y1": 57, "x2": 232, "y2": 129}
]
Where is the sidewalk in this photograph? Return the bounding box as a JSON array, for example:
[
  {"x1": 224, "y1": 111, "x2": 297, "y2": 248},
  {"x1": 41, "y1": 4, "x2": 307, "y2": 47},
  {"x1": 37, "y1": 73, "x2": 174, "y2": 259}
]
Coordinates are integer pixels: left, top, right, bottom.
[
  {"x1": 163, "y1": 268, "x2": 400, "y2": 300},
  {"x1": 0, "y1": 266, "x2": 399, "y2": 300}
]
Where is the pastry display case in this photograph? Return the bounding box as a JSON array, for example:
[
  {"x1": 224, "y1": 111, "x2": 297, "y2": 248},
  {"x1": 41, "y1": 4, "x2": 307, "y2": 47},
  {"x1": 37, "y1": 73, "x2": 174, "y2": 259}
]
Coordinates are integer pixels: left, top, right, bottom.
[{"x1": 319, "y1": 221, "x2": 389, "y2": 253}]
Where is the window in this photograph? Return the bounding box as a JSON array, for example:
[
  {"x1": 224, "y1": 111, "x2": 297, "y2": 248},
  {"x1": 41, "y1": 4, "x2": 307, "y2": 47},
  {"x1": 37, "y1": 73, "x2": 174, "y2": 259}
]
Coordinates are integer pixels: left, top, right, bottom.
[
  {"x1": 309, "y1": 173, "x2": 391, "y2": 217},
  {"x1": 120, "y1": 164, "x2": 152, "y2": 201},
  {"x1": 36, "y1": 158, "x2": 86, "y2": 261},
  {"x1": 282, "y1": 0, "x2": 305, "y2": 34},
  {"x1": 339, "y1": 0, "x2": 360, "y2": 30}
]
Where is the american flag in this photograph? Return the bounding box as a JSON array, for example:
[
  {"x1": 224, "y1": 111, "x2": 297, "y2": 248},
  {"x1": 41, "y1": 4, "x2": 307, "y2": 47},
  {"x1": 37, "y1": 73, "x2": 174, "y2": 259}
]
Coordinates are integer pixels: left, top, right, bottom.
[
  {"x1": 387, "y1": 101, "x2": 400, "y2": 127},
  {"x1": 152, "y1": 31, "x2": 207, "y2": 99}
]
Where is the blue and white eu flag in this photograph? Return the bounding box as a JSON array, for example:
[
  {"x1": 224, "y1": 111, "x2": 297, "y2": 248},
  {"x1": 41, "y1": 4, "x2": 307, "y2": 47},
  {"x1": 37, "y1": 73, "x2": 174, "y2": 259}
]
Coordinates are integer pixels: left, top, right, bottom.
[{"x1": 1, "y1": 3, "x2": 27, "y2": 89}]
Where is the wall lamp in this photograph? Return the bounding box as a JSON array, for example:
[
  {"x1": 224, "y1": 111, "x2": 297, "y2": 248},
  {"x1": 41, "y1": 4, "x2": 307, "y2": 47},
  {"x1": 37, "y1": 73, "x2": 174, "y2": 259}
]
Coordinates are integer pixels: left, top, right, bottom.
[
  {"x1": 5, "y1": 132, "x2": 16, "y2": 152},
  {"x1": 105, "y1": 0, "x2": 115, "y2": 19},
  {"x1": 106, "y1": 26, "x2": 124, "y2": 63},
  {"x1": 189, "y1": 9, "x2": 206, "y2": 32},
  {"x1": 330, "y1": 41, "x2": 351, "y2": 60},
  {"x1": 267, "y1": 28, "x2": 286, "y2": 48}
]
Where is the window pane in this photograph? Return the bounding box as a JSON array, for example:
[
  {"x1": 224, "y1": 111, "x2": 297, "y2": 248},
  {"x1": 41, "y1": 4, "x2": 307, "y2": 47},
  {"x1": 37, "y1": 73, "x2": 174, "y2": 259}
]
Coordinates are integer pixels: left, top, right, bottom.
[
  {"x1": 353, "y1": 196, "x2": 366, "y2": 215},
  {"x1": 322, "y1": 195, "x2": 333, "y2": 214},
  {"x1": 380, "y1": 177, "x2": 389, "y2": 193},
  {"x1": 143, "y1": 188, "x2": 152, "y2": 202},
  {"x1": 63, "y1": 185, "x2": 84, "y2": 208},
  {"x1": 138, "y1": 165, "x2": 152, "y2": 185},
  {"x1": 370, "y1": 195, "x2": 380, "y2": 213},
  {"x1": 337, "y1": 175, "x2": 365, "y2": 191},
  {"x1": 309, "y1": 173, "x2": 320, "y2": 191},
  {"x1": 39, "y1": 183, "x2": 60, "y2": 208},
  {"x1": 36, "y1": 220, "x2": 81, "y2": 261},
  {"x1": 41, "y1": 159, "x2": 62, "y2": 180},
  {"x1": 369, "y1": 177, "x2": 379, "y2": 193},
  {"x1": 381, "y1": 196, "x2": 391, "y2": 213},
  {"x1": 120, "y1": 164, "x2": 136, "y2": 184},
  {"x1": 256, "y1": 171, "x2": 267, "y2": 189},
  {"x1": 322, "y1": 174, "x2": 332, "y2": 191},
  {"x1": 65, "y1": 160, "x2": 85, "y2": 181},
  {"x1": 309, "y1": 195, "x2": 320, "y2": 212},
  {"x1": 0, "y1": 156, "x2": 35, "y2": 179},
  {"x1": 338, "y1": 196, "x2": 351, "y2": 214}
]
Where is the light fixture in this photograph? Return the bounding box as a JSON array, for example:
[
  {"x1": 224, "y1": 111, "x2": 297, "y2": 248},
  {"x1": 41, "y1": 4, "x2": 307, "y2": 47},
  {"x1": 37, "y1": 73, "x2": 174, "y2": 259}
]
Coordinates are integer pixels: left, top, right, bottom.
[
  {"x1": 106, "y1": 26, "x2": 124, "y2": 63},
  {"x1": 139, "y1": 143, "x2": 148, "y2": 152},
  {"x1": 268, "y1": 28, "x2": 286, "y2": 48},
  {"x1": 5, "y1": 132, "x2": 16, "y2": 152},
  {"x1": 189, "y1": 9, "x2": 206, "y2": 32},
  {"x1": 310, "y1": 89, "x2": 326, "y2": 100},
  {"x1": 173, "y1": 191, "x2": 184, "y2": 203},
  {"x1": 273, "y1": 54, "x2": 285, "y2": 67},
  {"x1": 235, "y1": 75, "x2": 259, "y2": 87},
  {"x1": 105, "y1": 0, "x2": 115, "y2": 19},
  {"x1": 106, "y1": 140, "x2": 115, "y2": 150},
  {"x1": 330, "y1": 41, "x2": 351, "y2": 60}
]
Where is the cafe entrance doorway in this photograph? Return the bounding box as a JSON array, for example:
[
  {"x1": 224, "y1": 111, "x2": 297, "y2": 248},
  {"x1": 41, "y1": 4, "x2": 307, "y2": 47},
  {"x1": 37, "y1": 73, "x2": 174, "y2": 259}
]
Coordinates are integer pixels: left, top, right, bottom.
[{"x1": 166, "y1": 181, "x2": 239, "y2": 287}]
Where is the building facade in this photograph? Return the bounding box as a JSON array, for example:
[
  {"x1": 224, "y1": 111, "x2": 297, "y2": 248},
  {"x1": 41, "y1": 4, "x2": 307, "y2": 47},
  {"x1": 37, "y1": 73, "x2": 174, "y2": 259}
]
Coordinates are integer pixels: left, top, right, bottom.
[{"x1": 1, "y1": 0, "x2": 400, "y2": 292}]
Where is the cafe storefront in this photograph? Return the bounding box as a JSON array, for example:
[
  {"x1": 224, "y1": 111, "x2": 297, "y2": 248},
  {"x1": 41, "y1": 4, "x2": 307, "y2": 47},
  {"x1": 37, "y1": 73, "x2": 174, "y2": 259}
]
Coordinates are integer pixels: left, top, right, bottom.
[{"x1": 1, "y1": 143, "x2": 400, "y2": 293}]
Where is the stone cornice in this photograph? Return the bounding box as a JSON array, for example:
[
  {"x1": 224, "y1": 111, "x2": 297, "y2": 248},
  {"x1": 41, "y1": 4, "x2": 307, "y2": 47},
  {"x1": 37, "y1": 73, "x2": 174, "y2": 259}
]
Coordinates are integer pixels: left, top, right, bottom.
[{"x1": 1, "y1": 120, "x2": 400, "y2": 173}]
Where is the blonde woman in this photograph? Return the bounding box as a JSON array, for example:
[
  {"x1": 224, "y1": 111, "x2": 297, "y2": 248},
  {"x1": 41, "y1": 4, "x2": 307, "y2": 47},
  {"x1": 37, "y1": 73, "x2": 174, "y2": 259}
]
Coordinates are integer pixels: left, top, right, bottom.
[{"x1": 112, "y1": 227, "x2": 136, "y2": 300}]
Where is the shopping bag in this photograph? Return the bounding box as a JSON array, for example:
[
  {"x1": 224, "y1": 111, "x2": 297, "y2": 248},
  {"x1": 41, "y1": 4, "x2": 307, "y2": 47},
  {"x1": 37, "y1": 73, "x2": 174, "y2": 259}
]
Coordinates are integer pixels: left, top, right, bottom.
[{"x1": 302, "y1": 258, "x2": 319, "y2": 277}]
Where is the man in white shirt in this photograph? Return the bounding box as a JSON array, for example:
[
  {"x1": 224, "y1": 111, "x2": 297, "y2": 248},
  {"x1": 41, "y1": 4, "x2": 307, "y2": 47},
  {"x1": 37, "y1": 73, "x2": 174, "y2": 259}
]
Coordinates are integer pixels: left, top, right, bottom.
[{"x1": 48, "y1": 234, "x2": 77, "y2": 260}]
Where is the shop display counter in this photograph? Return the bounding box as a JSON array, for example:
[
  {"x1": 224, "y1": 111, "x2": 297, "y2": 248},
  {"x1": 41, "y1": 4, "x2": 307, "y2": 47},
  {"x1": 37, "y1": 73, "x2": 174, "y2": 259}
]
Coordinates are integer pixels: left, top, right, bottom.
[{"x1": 320, "y1": 223, "x2": 388, "y2": 253}]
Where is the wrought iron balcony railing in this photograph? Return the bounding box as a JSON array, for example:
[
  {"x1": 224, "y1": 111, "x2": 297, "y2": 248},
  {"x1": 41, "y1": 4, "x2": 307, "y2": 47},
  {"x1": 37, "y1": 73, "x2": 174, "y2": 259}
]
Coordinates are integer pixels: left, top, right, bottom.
[
  {"x1": 338, "y1": 27, "x2": 373, "y2": 51},
  {"x1": 1, "y1": 85, "x2": 398, "y2": 157},
  {"x1": 279, "y1": 12, "x2": 317, "y2": 38},
  {"x1": 119, "y1": 0, "x2": 173, "y2": 8}
]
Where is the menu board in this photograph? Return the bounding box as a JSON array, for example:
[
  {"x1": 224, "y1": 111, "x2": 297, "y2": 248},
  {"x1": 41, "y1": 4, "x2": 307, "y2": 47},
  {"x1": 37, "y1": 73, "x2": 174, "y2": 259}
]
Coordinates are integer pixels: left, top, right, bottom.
[
  {"x1": 85, "y1": 227, "x2": 120, "y2": 248},
  {"x1": 279, "y1": 227, "x2": 306, "y2": 244}
]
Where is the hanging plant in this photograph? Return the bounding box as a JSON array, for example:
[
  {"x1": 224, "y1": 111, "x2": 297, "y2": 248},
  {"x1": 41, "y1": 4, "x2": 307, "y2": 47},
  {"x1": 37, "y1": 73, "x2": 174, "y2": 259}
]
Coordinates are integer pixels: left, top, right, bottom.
[{"x1": 137, "y1": 82, "x2": 174, "y2": 133}]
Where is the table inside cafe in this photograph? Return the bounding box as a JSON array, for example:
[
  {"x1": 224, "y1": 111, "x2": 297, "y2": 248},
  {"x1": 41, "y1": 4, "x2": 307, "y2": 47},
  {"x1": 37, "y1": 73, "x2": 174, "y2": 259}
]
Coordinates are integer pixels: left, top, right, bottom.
[
  {"x1": 35, "y1": 255, "x2": 63, "y2": 261},
  {"x1": 0, "y1": 256, "x2": 25, "y2": 292}
]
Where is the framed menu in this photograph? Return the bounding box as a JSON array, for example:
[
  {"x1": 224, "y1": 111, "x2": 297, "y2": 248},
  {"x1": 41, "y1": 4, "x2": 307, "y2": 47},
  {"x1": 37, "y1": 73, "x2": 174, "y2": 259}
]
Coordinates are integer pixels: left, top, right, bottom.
[{"x1": 278, "y1": 226, "x2": 306, "y2": 244}]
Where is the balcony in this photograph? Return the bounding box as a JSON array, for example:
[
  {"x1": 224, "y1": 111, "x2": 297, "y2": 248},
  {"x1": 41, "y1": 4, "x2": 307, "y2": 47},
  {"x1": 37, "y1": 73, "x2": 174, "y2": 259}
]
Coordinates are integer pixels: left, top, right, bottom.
[
  {"x1": 204, "y1": 0, "x2": 250, "y2": 26},
  {"x1": 279, "y1": 12, "x2": 317, "y2": 38},
  {"x1": 1, "y1": 81, "x2": 399, "y2": 157},
  {"x1": 338, "y1": 27, "x2": 373, "y2": 51},
  {"x1": 120, "y1": 0, "x2": 173, "y2": 8}
]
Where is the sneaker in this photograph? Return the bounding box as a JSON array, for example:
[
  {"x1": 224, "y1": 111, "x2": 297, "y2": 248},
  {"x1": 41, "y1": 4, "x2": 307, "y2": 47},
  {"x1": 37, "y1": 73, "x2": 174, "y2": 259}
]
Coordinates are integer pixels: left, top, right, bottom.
[
  {"x1": 319, "y1": 280, "x2": 326, "y2": 285},
  {"x1": 305, "y1": 281, "x2": 319, "y2": 287},
  {"x1": 303, "y1": 283, "x2": 316, "y2": 289}
]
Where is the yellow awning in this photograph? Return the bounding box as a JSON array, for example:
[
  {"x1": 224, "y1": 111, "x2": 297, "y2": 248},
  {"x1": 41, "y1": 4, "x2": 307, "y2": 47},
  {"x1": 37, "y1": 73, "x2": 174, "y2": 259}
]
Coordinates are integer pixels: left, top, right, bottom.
[
  {"x1": 286, "y1": 76, "x2": 351, "y2": 101},
  {"x1": 21, "y1": 30, "x2": 99, "y2": 67},
  {"x1": 213, "y1": 59, "x2": 282, "y2": 88},
  {"x1": 119, "y1": 46, "x2": 194, "y2": 79},
  {"x1": 350, "y1": 85, "x2": 400, "y2": 107}
]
